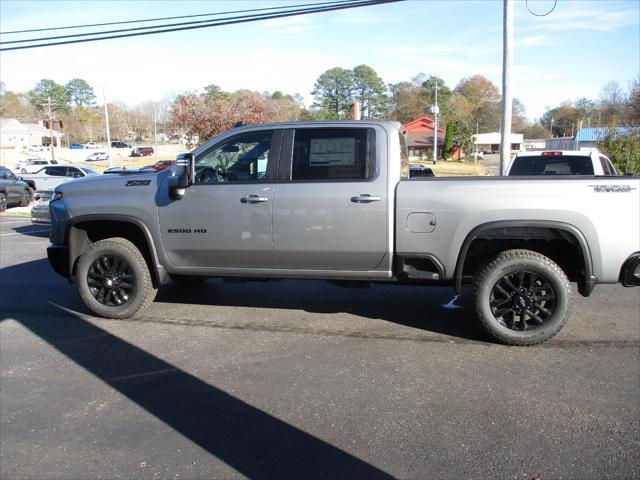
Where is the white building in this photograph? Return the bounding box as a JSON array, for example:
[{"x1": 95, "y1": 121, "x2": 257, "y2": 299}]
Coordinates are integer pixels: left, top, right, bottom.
[
  {"x1": 473, "y1": 132, "x2": 524, "y2": 154},
  {"x1": 0, "y1": 118, "x2": 30, "y2": 149},
  {"x1": 0, "y1": 118, "x2": 63, "y2": 149}
]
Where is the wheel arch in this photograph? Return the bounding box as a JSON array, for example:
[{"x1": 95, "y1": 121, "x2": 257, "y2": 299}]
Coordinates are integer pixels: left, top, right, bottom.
[
  {"x1": 454, "y1": 220, "x2": 595, "y2": 296},
  {"x1": 66, "y1": 214, "x2": 168, "y2": 286}
]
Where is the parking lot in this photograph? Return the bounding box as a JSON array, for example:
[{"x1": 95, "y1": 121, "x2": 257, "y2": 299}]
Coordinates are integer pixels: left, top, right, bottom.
[{"x1": 1, "y1": 216, "x2": 639, "y2": 479}]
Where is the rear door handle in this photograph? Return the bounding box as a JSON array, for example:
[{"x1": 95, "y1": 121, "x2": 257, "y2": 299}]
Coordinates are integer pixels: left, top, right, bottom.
[
  {"x1": 241, "y1": 195, "x2": 269, "y2": 204},
  {"x1": 351, "y1": 194, "x2": 381, "y2": 203}
]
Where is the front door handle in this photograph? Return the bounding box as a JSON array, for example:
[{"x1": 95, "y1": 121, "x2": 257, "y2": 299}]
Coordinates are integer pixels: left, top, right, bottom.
[
  {"x1": 241, "y1": 195, "x2": 269, "y2": 204},
  {"x1": 351, "y1": 194, "x2": 382, "y2": 203}
]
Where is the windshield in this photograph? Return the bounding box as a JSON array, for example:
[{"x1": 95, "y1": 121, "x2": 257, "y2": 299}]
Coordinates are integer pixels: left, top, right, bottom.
[
  {"x1": 81, "y1": 168, "x2": 99, "y2": 175},
  {"x1": 509, "y1": 155, "x2": 594, "y2": 175}
]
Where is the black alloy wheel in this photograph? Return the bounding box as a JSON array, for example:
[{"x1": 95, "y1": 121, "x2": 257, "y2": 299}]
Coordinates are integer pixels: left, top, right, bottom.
[
  {"x1": 489, "y1": 270, "x2": 556, "y2": 331},
  {"x1": 87, "y1": 255, "x2": 136, "y2": 307}
]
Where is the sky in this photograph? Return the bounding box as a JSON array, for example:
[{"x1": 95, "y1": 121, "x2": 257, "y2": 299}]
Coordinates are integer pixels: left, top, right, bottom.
[{"x1": 0, "y1": 0, "x2": 638, "y2": 121}]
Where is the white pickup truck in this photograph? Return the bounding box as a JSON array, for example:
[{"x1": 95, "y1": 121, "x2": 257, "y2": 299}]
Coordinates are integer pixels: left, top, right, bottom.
[{"x1": 506, "y1": 149, "x2": 618, "y2": 176}]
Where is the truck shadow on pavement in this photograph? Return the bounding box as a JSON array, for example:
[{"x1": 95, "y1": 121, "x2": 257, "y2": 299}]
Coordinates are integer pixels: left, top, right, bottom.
[
  {"x1": 155, "y1": 280, "x2": 486, "y2": 343},
  {"x1": 2, "y1": 259, "x2": 393, "y2": 479}
]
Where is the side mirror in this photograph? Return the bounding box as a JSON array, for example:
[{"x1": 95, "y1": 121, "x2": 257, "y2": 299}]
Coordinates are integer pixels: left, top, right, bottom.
[{"x1": 169, "y1": 153, "x2": 194, "y2": 200}]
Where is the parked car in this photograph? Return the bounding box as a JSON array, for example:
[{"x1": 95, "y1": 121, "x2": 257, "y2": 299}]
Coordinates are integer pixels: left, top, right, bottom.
[
  {"x1": 86, "y1": 151, "x2": 109, "y2": 161},
  {"x1": 111, "y1": 141, "x2": 131, "y2": 148},
  {"x1": 15, "y1": 158, "x2": 58, "y2": 174},
  {"x1": 84, "y1": 142, "x2": 101, "y2": 149},
  {"x1": 130, "y1": 146, "x2": 154, "y2": 157},
  {"x1": 29, "y1": 145, "x2": 46, "y2": 152},
  {"x1": 0, "y1": 167, "x2": 32, "y2": 212},
  {"x1": 144, "y1": 160, "x2": 175, "y2": 171},
  {"x1": 409, "y1": 164, "x2": 435, "y2": 177},
  {"x1": 103, "y1": 167, "x2": 154, "y2": 175},
  {"x1": 21, "y1": 165, "x2": 99, "y2": 190},
  {"x1": 506, "y1": 150, "x2": 617, "y2": 176},
  {"x1": 69, "y1": 143, "x2": 85, "y2": 149},
  {"x1": 46, "y1": 121, "x2": 640, "y2": 346},
  {"x1": 31, "y1": 189, "x2": 54, "y2": 226}
]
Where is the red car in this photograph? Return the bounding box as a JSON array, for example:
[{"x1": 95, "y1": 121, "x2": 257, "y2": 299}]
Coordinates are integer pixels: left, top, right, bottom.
[{"x1": 145, "y1": 160, "x2": 175, "y2": 171}]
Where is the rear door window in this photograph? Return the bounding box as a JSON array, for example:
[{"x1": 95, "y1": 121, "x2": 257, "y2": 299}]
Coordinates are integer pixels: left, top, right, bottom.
[
  {"x1": 44, "y1": 166, "x2": 68, "y2": 176},
  {"x1": 509, "y1": 155, "x2": 594, "y2": 175},
  {"x1": 291, "y1": 128, "x2": 371, "y2": 181}
]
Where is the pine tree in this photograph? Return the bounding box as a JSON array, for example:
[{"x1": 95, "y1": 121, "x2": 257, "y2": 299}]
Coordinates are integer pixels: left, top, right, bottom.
[{"x1": 444, "y1": 121, "x2": 455, "y2": 159}]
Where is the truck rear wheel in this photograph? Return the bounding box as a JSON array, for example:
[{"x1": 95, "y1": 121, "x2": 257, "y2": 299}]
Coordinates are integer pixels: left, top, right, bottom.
[
  {"x1": 76, "y1": 237, "x2": 157, "y2": 319},
  {"x1": 474, "y1": 249, "x2": 572, "y2": 346}
]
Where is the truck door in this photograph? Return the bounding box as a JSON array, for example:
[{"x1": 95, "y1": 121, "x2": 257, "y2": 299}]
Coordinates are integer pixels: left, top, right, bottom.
[
  {"x1": 158, "y1": 130, "x2": 280, "y2": 269},
  {"x1": 272, "y1": 127, "x2": 388, "y2": 271}
]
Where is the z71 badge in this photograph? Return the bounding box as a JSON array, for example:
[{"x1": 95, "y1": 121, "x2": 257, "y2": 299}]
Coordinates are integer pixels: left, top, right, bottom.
[{"x1": 588, "y1": 184, "x2": 636, "y2": 193}]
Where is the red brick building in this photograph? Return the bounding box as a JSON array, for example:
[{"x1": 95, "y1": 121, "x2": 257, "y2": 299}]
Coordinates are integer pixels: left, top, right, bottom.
[{"x1": 403, "y1": 116, "x2": 445, "y2": 159}]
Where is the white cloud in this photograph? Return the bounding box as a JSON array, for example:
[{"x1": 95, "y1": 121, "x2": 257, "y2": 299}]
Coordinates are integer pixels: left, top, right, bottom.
[
  {"x1": 263, "y1": 15, "x2": 320, "y2": 35},
  {"x1": 0, "y1": 41, "x2": 337, "y2": 107},
  {"x1": 520, "y1": 3, "x2": 639, "y2": 32}
]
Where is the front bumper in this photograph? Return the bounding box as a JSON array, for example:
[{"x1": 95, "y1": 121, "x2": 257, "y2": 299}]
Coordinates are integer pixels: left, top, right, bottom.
[
  {"x1": 621, "y1": 253, "x2": 640, "y2": 287},
  {"x1": 31, "y1": 204, "x2": 51, "y2": 226},
  {"x1": 47, "y1": 243, "x2": 69, "y2": 278}
]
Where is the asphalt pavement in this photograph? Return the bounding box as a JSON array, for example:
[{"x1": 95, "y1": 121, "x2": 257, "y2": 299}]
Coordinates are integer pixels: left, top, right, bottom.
[{"x1": 1, "y1": 216, "x2": 639, "y2": 479}]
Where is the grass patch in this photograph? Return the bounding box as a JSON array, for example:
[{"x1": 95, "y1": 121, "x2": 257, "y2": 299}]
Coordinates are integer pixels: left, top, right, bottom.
[{"x1": 414, "y1": 160, "x2": 491, "y2": 176}]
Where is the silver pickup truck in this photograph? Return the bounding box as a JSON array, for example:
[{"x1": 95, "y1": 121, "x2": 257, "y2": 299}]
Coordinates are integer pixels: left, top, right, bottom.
[{"x1": 47, "y1": 121, "x2": 640, "y2": 345}]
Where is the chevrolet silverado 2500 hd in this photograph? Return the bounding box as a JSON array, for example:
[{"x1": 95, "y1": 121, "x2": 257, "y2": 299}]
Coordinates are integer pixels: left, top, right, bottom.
[{"x1": 47, "y1": 121, "x2": 640, "y2": 345}]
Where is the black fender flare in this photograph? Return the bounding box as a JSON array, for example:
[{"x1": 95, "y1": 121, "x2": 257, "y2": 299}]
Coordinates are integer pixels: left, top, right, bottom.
[
  {"x1": 65, "y1": 214, "x2": 168, "y2": 285},
  {"x1": 454, "y1": 220, "x2": 596, "y2": 296}
]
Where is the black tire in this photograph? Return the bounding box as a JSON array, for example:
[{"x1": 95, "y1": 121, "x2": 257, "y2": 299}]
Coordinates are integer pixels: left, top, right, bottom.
[
  {"x1": 474, "y1": 249, "x2": 572, "y2": 346},
  {"x1": 76, "y1": 237, "x2": 157, "y2": 319},
  {"x1": 20, "y1": 168, "x2": 27, "y2": 174},
  {"x1": 19, "y1": 188, "x2": 33, "y2": 207},
  {"x1": 0, "y1": 192, "x2": 6, "y2": 212},
  {"x1": 170, "y1": 274, "x2": 207, "y2": 284}
]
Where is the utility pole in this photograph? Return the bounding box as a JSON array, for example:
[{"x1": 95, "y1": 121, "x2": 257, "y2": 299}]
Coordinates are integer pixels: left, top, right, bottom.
[
  {"x1": 153, "y1": 110, "x2": 158, "y2": 159},
  {"x1": 103, "y1": 87, "x2": 112, "y2": 168},
  {"x1": 432, "y1": 80, "x2": 439, "y2": 165},
  {"x1": 499, "y1": 0, "x2": 513, "y2": 176},
  {"x1": 46, "y1": 97, "x2": 55, "y2": 161}
]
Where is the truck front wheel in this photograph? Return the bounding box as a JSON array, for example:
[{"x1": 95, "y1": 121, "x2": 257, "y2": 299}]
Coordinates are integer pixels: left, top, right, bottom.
[
  {"x1": 474, "y1": 249, "x2": 572, "y2": 346},
  {"x1": 76, "y1": 237, "x2": 157, "y2": 319}
]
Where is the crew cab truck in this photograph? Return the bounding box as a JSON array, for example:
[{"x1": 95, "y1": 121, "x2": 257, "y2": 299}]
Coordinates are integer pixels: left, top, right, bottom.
[{"x1": 47, "y1": 121, "x2": 640, "y2": 346}]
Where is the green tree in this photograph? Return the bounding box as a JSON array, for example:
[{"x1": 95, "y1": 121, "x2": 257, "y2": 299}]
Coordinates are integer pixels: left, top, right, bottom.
[
  {"x1": 541, "y1": 102, "x2": 581, "y2": 137},
  {"x1": 311, "y1": 67, "x2": 354, "y2": 119},
  {"x1": 453, "y1": 75, "x2": 501, "y2": 132},
  {"x1": 204, "y1": 84, "x2": 230, "y2": 102},
  {"x1": 64, "y1": 78, "x2": 95, "y2": 107},
  {"x1": 452, "y1": 119, "x2": 474, "y2": 160},
  {"x1": 351, "y1": 64, "x2": 388, "y2": 119},
  {"x1": 598, "y1": 132, "x2": 640, "y2": 175},
  {"x1": 388, "y1": 81, "x2": 428, "y2": 124},
  {"x1": 28, "y1": 79, "x2": 68, "y2": 112},
  {"x1": 443, "y1": 121, "x2": 455, "y2": 159},
  {"x1": 422, "y1": 75, "x2": 452, "y2": 119},
  {"x1": 521, "y1": 123, "x2": 549, "y2": 139}
]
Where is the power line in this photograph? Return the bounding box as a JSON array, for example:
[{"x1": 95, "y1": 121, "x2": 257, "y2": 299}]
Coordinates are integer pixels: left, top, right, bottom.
[
  {"x1": 1, "y1": 0, "x2": 369, "y2": 45},
  {"x1": 0, "y1": 0, "x2": 399, "y2": 51},
  {"x1": 0, "y1": 0, "x2": 350, "y2": 36}
]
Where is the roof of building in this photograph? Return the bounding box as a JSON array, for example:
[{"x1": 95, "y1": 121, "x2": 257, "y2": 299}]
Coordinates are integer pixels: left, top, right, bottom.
[
  {"x1": 406, "y1": 131, "x2": 444, "y2": 148},
  {"x1": 403, "y1": 116, "x2": 445, "y2": 134},
  {"x1": 575, "y1": 127, "x2": 639, "y2": 142},
  {"x1": 0, "y1": 118, "x2": 30, "y2": 133}
]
